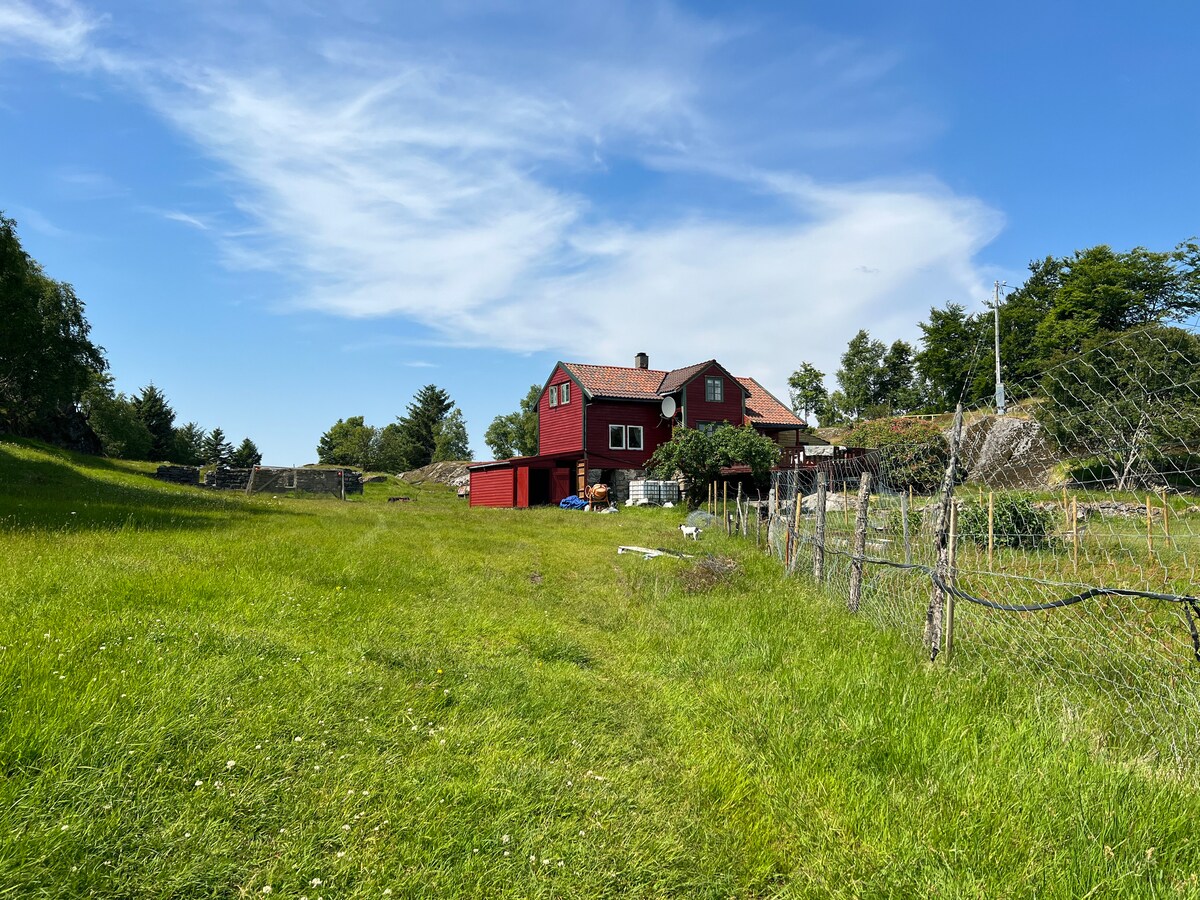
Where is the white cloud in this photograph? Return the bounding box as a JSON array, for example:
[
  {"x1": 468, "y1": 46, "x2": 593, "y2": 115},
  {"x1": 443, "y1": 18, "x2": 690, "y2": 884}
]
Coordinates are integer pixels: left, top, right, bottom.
[
  {"x1": 0, "y1": 0, "x2": 96, "y2": 63},
  {"x1": 0, "y1": 1, "x2": 1003, "y2": 400}
]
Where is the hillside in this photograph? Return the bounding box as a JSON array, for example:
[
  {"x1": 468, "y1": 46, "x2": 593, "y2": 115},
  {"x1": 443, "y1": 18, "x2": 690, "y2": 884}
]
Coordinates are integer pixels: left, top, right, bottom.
[{"x1": 1, "y1": 437, "x2": 1197, "y2": 897}]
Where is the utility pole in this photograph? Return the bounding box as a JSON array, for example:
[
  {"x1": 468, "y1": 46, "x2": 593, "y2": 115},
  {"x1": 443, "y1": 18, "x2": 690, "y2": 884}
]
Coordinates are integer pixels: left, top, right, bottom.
[{"x1": 993, "y1": 280, "x2": 1006, "y2": 416}]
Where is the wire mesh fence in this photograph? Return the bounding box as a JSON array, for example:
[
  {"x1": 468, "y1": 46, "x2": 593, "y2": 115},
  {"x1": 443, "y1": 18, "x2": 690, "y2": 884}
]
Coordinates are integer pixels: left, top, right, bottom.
[{"x1": 749, "y1": 326, "x2": 1200, "y2": 771}]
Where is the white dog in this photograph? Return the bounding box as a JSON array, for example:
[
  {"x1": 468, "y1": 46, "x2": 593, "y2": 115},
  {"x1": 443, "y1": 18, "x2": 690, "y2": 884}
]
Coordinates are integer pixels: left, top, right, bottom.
[{"x1": 679, "y1": 524, "x2": 702, "y2": 541}]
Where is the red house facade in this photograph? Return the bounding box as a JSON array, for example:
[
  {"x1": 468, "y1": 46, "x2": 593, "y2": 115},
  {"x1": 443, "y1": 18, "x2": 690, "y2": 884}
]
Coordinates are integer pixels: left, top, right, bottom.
[{"x1": 468, "y1": 353, "x2": 813, "y2": 508}]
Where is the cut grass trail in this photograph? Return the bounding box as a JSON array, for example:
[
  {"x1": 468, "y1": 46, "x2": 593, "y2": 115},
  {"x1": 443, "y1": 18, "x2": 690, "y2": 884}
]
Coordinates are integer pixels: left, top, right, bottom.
[{"x1": 2, "y1": 438, "x2": 1200, "y2": 898}]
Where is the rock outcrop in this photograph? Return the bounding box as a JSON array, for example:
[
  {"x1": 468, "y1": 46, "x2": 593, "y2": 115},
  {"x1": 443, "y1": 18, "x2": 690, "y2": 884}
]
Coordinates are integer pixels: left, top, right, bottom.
[
  {"x1": 398, "y1": 460, "x2": 471, "y2": 489},
  {"x1": 955, "y1": 415, "x2": 1060, "y2": 489}
]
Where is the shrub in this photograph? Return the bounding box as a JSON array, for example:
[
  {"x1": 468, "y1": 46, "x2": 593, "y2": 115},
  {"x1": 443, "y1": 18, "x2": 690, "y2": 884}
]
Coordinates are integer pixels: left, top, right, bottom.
[
  {"x1": 841, "y1": 418, "x2": 947, "y2": 492},
  {"x1": 957, "y1": 493, "x2": 1057, "y2": 551}
]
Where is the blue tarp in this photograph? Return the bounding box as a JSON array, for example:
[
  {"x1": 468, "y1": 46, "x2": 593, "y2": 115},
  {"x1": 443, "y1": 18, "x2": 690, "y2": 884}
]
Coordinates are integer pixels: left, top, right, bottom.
[{"x1": 559, "y1": 496, "x2": 588, "y2": 510}]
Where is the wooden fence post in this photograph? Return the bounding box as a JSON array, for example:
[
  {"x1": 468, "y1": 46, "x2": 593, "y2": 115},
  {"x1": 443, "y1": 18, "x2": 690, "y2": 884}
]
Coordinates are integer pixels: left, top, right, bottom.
[
  {"x1": 723, "y1": 482, "x2": 729, "y2": 535},
  {"x1": 787, "y1": 480, "x2": 805, "y2": 575},
  {"x1": 987, "y1": 491, "x2": 995, "y2": 570},
  {"x1": 944, "y1": 500, "x2": 958, "y2": 661},
  {"x1": 848, "y1": 472, "x2": 872, "y2": 612},
  {"x1": 756, "y1": 489, "x2": 762, "y2": 549},
  {"x1": 926, "y1": 403, "x2": 964, "y2": 660},
  {"x1": 813, "y1": 471, "x2": 827, "y2": 582},
  {"x1": 1147, "y1": 495, "x2": 1154, "y2": 553},
  {"x1": 1071, "y1": 497, "x2": 1079, "y2": 575}
]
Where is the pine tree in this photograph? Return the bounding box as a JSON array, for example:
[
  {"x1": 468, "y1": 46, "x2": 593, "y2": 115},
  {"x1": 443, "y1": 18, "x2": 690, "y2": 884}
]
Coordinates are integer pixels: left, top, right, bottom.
[
  {"x1": 231, "y1": 437, "x2": 263, "y2": 468},
  {"x1": 172, "y1": 422, "x2": 206, "y2": 466},
  {"x1": 131, "y1": 384, "x2": 176, "y2": 461},
  {"x1": 394, "y1": 385, "x2": 454, "y2": 470},
  {"x1": 201, "y1": 427, "x2": 233, "y2": 466}
]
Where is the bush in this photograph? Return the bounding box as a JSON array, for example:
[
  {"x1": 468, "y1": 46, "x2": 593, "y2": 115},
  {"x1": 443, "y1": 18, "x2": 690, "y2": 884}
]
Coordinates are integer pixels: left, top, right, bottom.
[
  {"x1": 841, "y1": 418, "x2": 947, "y2": 492},
  {"x1": 957, "y1": 493, "x2": 1057, "y2": 551},
  {"x1": 886, "y1": 505, "x2": 923, "y2": 536}
]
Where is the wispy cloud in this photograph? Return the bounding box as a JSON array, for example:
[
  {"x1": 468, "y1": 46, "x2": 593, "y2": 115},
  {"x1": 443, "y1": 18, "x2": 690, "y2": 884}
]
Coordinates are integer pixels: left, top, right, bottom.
[
  {"x1": 0, "y1": 1, "x2": 1001, "y2": 392},
  {"x1": 0, "y1": 0, "x2": 96, "y2": 63},
  {"x1": 160, "y1": 210, "x2": 210, "y2": 230}
]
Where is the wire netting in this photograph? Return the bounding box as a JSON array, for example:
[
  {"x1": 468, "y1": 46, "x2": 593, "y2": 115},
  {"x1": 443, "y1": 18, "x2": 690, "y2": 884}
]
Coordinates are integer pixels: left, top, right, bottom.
[{"x1": 758, "y1": 326, "x2": 1200, "y2": 771}]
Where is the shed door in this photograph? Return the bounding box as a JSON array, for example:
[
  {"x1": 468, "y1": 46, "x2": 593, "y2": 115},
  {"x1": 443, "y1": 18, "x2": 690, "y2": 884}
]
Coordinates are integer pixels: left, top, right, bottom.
[{"x1": 551, "y1": 467, "x2": 572, "y2": 504}]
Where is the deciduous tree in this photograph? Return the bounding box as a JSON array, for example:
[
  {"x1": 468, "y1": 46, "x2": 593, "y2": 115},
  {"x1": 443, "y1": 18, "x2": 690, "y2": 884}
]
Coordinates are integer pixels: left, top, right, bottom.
[
  {"x1": 787, "y1": 363, "x2": 827, "y2": 425},
  {"x1": 484, "y1": 384, "x2": 540, "y2": 459},
  {"x1": 432, "y1": 407, "x2": 471, "y2": 462}
]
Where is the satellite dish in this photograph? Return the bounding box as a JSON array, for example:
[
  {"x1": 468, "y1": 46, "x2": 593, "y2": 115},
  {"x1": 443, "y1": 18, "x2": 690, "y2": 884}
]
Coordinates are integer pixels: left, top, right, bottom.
[{"x1": 660, "y1": 396, "x2": 677, "y2": 418}]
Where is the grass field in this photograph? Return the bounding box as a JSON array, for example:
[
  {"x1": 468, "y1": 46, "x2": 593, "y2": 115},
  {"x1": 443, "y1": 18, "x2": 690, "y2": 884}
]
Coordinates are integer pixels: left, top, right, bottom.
[{"x1": 3, "y1": 438, "x2": 1200, "y2": 898}]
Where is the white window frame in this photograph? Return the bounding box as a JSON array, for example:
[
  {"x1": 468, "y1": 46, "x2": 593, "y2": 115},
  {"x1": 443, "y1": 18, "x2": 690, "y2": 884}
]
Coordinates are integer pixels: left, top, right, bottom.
[
  {"x1": 705, "y1": 376, "x2": 724, "y2": 402},
  {"x1": 548, "y1": 385, "x2": 558, "y2": 407},
  {"x1": 626, "y1": 425, "x2": 643, "y2": 451},
  {"x1": 560, "y1": 382, "x2": 570, "y2": 405},
  {"x1": 608, "y1": 424, "x2": 625, "y2": 450}
]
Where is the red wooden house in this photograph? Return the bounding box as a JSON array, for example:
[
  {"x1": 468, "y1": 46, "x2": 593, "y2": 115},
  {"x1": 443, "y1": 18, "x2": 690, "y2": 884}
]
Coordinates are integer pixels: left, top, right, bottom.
[{"x1": 469, "y1": 353, "x2": 817, "y2": 508}]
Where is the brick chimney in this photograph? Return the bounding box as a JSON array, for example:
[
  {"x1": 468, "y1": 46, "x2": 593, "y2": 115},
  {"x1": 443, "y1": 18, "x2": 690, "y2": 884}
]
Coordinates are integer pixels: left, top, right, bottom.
[{"x1": 634, "y1": 352, "x2": 649, "y2": 369}]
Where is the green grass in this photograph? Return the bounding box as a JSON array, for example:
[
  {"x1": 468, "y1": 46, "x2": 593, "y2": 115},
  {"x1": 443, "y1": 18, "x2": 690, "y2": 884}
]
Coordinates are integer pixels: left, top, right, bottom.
[{"x1": 3, "y1": 438, "x2": 1200, "y2": 898}]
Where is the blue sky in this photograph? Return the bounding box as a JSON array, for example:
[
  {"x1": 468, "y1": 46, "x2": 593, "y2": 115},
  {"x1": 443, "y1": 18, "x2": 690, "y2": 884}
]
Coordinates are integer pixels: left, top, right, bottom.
[{"x1": 2, "y1": 0, "x2": 1198, "y2": 464}]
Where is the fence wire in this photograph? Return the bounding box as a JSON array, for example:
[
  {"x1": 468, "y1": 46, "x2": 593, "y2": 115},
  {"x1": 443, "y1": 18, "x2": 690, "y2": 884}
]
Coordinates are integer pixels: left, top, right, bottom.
[{"x1": 758, "y1": 326, "x2": 1200, "y2": 771}]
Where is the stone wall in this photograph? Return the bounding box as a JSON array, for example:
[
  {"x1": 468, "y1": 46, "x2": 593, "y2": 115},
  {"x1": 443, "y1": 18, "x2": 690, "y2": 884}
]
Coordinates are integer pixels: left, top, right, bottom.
[
  {"x1": 153, "y1": 465, "x2": 200, "y2": 486},
  {"x1": 586, "y1": 467, "x2": 646, "y2": 504}
]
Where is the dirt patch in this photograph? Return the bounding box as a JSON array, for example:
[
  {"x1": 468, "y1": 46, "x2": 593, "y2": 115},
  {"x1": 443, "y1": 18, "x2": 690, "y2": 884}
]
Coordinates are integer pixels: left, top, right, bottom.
[{"x1": 680, "y1": 555, "x2": 740, "y2": 593}]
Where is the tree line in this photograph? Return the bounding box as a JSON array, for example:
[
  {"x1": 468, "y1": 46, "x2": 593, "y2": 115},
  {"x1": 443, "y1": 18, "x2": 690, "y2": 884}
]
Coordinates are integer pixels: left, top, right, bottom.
[
  {"x1": 0, "y1": 214, "x2": 261, "y2": 466},
  {"x1": 789, "y1": 240, "x2": 1200, "y2": 425},
  {"x1": 316, "y1": 385, "x2": 472, "y2": 472}
]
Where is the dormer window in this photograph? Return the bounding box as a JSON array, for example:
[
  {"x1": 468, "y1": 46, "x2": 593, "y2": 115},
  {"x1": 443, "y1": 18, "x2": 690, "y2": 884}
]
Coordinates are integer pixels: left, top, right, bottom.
[
  {"x1": 705, "y1": 376, "x2": 724, "y2": 402},
  {"x1": 548, "y1": 385, "x2": 558, "y2": 407},
  {"x1": 560, "y1": 383, "x2": 570, "y2": 405}
]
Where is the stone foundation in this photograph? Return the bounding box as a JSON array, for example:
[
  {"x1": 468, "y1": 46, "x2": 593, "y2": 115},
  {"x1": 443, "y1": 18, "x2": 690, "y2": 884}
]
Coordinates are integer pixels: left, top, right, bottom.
[{"x1": 586, "y1": 468, "x2": 645, "y2": 504}]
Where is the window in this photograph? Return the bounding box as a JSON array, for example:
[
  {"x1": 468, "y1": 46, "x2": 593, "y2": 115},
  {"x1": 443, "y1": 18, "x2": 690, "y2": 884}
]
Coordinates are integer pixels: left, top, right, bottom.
[
  {"x1": 697, "y1": 421, "x2": 716, "y2": 435},
  {"x1": 705, "y1": 376, "x2": 724, "y2": 402},
  {"x1": 608, "y1": 425, "x2": 644, "y2": 451},
  {"x1": 560, "y1": 383, "x2": 570, "y2": 405},
  {"x1": 548, "y1": 385, "x2": 557, "y2": 407}
]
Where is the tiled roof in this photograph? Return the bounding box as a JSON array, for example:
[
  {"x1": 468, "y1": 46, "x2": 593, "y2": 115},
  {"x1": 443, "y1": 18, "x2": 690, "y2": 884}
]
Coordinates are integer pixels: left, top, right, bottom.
[
  {"x1": 738, "y1": 377, "x2": 807, "y2": 428},
  {"x1": 561, "y1": 363, "x2": 668, "y2": 400},
  {"x1": 658, "y1": 360, "x2": 717, "y2": 394}
]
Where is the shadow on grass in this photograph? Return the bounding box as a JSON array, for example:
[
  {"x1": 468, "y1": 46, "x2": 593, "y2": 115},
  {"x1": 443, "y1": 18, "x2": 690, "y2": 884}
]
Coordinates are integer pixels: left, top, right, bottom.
[{"x1": 0, "y1": 450, "x2": 293, "y2": 533}]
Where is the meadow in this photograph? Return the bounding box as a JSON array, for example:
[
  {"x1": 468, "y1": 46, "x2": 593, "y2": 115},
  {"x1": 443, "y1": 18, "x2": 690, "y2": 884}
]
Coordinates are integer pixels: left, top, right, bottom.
[{"x1": 3, "y1": 438, "x2": 1200, "y2": 898}]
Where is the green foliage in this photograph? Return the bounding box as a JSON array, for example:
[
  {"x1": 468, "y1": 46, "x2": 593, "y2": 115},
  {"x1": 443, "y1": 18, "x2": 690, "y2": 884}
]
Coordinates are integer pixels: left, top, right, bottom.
[
  {"x1": 647, "y1": 424, "x2": 779, "y2": 503},
  {"x1": 1035, "y1": 326, "x2": 1200, "y2": 490},
  {"x1": 132, "y1": 384, "x2": 176, "y2": 461},
  {"x1": 393, "y1": 385, "x2": 454, "y2": 470},
  {"x1": 916, "y1": 302, "x2": 987, "y2": 410},
  {"x1": 317, "y1": 416, "x2": 377, "y2": 468},
  {"x1": 81, "y1": 375, "x2": 152, "y2": 460},
  {"x1": 484, "y1": 384, "x2": 540, "y2": 459},
  {"x1": 787, "y1": 363, "x2": 827, "y2": 425},
  {"x1": 231, "y1": 437, "x2": 263, "y2": 468},
  {"x1": 373, "y1": 422, "x2": 408, "y2": 472},
  {"x1": 431, "y1": 407, "x2": 471, "y2": 462},
  {"x1": 842, "y1": 417, "x2": 947, "y2": 492},
  {"x1": 172, "y1": 422, "x2": 206, "y2": 466},
  {"x1": 0, "y1": 214, "x2": 107, "y2": 436},
  {"x1": 836, "y1": 329, "x2": 886, "y2": 420},
  {"x1": 885, "y1": 504, "x2": 923, "y2": 537},
  {"x1": 201, "y1": 427, "x2": 234, "y2": 466},
  {"x1": 958, "y1": 494, "x2": 1057, "y2": 550}
]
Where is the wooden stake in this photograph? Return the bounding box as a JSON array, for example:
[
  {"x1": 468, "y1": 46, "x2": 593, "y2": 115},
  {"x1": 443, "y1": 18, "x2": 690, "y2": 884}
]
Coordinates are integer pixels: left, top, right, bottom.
[
  {"x1": 723, "y1": 482, "x2": 728, "y2": 535},
  {"x1": 944, "y1": 500, "x2": 958, "y2": 661},
  {"x1": 1147, "y1": 495, "x2": 1154, "y2": 553},
  {"x1": 848, "y1": 473, "x2": 872, "y2": 612},
  {"x1": 756, "y1": 489, "x2": 762, "y2": 549},
  {"x1": 1071, "y1": 497, "x2": 1079, "y2": 575},
  {"x1": 813, "y1": 471, "x2": 827, "y2": 582},
  {"x1": 987, "y1": 491, "x2": 995, "y2": 570},
  {"x1": 787, "y1": 479, "x2": 805, "y2": 575}
]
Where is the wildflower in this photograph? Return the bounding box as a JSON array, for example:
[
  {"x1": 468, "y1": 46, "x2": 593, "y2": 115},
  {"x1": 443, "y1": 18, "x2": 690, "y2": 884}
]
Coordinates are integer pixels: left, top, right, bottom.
[
  {"x1": 336, "y1": 851, "x2": 345, "y2": 858},
  {"x1": 294, "y1": 736, "x2": 304, "y2": 742},
  {"x1": 262, "y1": 887, "x2": 273, "y2": 894},
  {"x1": 310, "y1": 877, "x2": 323, "y2": 887},
  {"x1": 501, "y1": 834, "x2": 510, "y2": 844},
  {"x1": 226, "y1": 760, "x2": 236, "y2": 769},
  {"x1": 342, "y1": 824, "x2": 351, "y2": 831},
  {"x1": 503, "y1": 851, "x2": 510, "y2": 857},
  {"x1": 194, "y1": 780, "x2": 203, "y2": 787}
]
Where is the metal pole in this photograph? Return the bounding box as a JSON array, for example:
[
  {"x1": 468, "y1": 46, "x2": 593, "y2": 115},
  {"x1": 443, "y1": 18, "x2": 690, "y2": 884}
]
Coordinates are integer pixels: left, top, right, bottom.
[{"x1": 994, "y1": 280, "x2": 1006, "y2": 415}]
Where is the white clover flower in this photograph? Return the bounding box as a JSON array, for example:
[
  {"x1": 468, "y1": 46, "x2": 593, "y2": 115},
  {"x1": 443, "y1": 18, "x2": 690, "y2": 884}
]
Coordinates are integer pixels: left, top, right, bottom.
[
  {"x1": 501, "y1": 834, "x2": 510, "y2": 843},
  {"x1": 194, "y1": 780, "x2": 203, "y2": 787},
  {"x1": 262, "y1": 887, "x2": 272, "y2": 894},
  {"x1": 226, "y1": 760, "x2": 236, "y2": 769},
  {"x1": 311, "y1": 876, "x2": 323, "y2": 886}
]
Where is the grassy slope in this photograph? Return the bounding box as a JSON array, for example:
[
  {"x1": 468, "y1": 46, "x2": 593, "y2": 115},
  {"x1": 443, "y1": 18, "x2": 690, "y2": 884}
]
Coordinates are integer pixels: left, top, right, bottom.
[{"x1": 1, "y1": 439, "x2": 1198, "y2": 899}]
